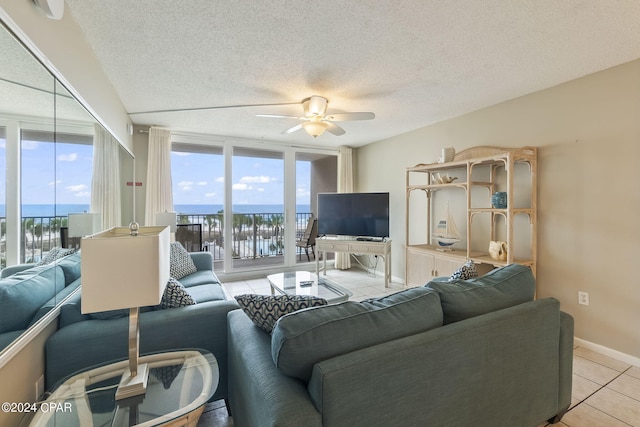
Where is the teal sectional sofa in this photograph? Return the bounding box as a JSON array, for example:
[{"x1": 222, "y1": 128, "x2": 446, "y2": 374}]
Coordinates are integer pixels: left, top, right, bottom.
[
  {"x1": 0, "y1": 252, "x2": 82, "y2": 350},
  {"x1": 227, "y1": 264, "x2": 574, "y2": 427},
  {"x1": 44, "y1": 251, "x2": 238, "y2": 402}
]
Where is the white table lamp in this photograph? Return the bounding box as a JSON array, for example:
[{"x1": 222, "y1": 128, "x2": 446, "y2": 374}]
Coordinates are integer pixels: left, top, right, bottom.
[
  {"x1": 155, "y1": 212, "x2": 177, "y2": 233},
  {"x1": 81, "y1": 224, "x2": 170, "y2": 400},
  {"x1": 68, "y1": 212, "x2": 101, "y2": 237}
]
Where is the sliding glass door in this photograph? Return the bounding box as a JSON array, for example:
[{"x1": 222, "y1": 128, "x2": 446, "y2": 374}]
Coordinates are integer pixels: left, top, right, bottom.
[
  {"x1": 231, "y1": 147, "x2": 284, "y2": 270},
  {"x1": 171, "y1": 138, "x2": 337, "y2": 274}
]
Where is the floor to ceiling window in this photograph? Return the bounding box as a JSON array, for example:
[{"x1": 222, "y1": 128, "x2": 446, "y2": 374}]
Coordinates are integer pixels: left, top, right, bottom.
[
  {"x1": 171, "y1": 136, "x2": 337, "y2": 275},
  {"x1": 20, "y1": 129, "x2": 93, "y2": 262}
]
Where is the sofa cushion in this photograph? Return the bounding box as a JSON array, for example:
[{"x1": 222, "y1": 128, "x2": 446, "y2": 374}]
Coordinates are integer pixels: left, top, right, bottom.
[
  {"x1": 169, "y1": 242, "x2": 197, "y2": 279},
  {"x1": 55, "y1": 252, "x2": 82, "y2": 286},
  {"x1": 160, "y1": 278, "x2": 196, "y2": 309},
  {"x1": 235, "y1": 294, "x2": 328, "y2": 333},
  {"x1": 0, "y1": 264, "x2": 65, "y2": 333},
  {"x1": 179, "y1": 270, "x2": 218, "y2": 288},
  {"x1": 426, "y1": 263, "x2": 535, "y2": 324},
  {"x1": 271, "y1": 287, "x2": 443, "y2": 382},
  {"x1": 185, "y1": 283, "x2": 227, "y2": 303}
]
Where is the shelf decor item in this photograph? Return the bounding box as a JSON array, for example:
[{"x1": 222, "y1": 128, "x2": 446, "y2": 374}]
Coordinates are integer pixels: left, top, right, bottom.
[
  {"x1": 438, "y1": 147, "x2": 455, "y2": 163},
  {"x1": 491, "y1": 191, "x2": 507, "y2": 208},
  {"x1": 489, "y1": 241, "x2": 508, "y2": 261},
  {"x1": 431, "y1": 202, "x2": 461, "y2": 249}
]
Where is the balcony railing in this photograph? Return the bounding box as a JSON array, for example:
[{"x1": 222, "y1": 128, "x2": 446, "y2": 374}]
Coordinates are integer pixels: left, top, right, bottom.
[{"x1": 0, "y1": 212, "x2": 314, "y2": 268}]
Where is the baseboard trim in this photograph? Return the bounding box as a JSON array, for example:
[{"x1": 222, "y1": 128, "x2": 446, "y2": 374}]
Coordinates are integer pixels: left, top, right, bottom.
[{"x1": 574, "y1": 337, "x2": 640, "y2": 367}]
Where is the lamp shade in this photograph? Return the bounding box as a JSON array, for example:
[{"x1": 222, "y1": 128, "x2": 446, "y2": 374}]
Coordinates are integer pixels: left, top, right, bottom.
[
  {"x1": 81, "y1": 226, "x2": 170, "y2": 314},
  {"x1": 68, "y1": 212, "x2": 101, "y2": 237},
  {"x1": 155, "y1": 212, "x2": 177, "y2": 233}
]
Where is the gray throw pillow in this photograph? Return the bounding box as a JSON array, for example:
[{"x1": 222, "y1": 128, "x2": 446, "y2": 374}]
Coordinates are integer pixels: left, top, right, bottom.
[
  {"x1": 235, "y1": 294, "x2": 328, "y2": 333},
  {"x1": 449, "y1": 260, "x2": 478, "y2": 280},
  {"x1": 169, "y1": 242, "x2": 197, "y2": 279},
  {"x1": 36, "y1": 247, "x2": 75, "y2": 266},
  {"x1": 160, "y1": 277, "x2": 196, "y2": 309}
]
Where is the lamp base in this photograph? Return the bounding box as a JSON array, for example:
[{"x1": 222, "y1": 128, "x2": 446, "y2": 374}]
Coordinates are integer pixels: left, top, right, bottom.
[{"x1": 115, "y1": 362, "x2": 149, "y2": 400}]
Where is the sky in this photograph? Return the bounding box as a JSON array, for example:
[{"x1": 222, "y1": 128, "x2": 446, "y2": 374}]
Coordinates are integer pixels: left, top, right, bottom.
[
  {"x1": 0, "y1": 138, "x2": 311, "y2": 208},
  {"x1": 171, "y1": 151, "x2": 311, "y2": 207}
]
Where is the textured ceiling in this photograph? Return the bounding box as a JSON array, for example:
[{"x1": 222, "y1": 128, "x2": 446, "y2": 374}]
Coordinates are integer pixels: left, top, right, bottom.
[{"x1": 64, "y1": 0, "x2": 640, "y2": 148}]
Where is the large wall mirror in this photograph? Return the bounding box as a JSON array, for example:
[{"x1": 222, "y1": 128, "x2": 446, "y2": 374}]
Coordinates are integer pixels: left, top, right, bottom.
[{"x1": 0, "y1": 21, "x2": 134, "y2": 356}]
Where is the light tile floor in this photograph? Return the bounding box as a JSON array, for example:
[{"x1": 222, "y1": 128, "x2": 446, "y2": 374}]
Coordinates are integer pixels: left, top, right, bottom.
[{"x1": 198, "y1": 269, "x2": 640, "y2": 427}]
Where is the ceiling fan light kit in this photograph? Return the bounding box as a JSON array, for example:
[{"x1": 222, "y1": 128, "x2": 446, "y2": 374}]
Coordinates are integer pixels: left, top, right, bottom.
[
  {"x1": 302, "y1": 120, "x2": 329, "y2": 138},
  {"x1": 260, "y1": 95, "x2": 375, "y2": 139}
]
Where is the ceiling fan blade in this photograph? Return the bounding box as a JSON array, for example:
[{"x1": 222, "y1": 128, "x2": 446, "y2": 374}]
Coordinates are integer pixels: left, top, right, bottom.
[
  {"x1": 325, "y1": 112, "x2": 375, "y2": 121},
  {"x1": 325, "y1": 122, "x2": 346, "y2": 136},
  {"x1": 257, "y1": 114, "x2": 305, "y2": 119},
  {"x1": 282, "y1": 123, "x2": 304, "y2": 134}
]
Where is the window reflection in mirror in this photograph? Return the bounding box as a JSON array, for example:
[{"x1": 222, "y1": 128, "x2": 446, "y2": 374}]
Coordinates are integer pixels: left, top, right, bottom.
[{"x1": 0, "y1": 21, "x2": 134, "y2": 356}]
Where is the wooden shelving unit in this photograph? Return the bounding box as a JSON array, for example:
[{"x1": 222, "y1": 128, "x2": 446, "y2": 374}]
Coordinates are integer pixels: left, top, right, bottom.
[{"x1": 405, "y1": 146, "x2": 537, "y2": 287}]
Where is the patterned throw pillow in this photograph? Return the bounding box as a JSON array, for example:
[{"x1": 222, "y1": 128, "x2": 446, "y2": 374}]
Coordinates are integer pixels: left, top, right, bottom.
[
  {"x1": 160, "y1": 277, "x2": 196, "y2": 309},
  {"x1": 36, "y1": 247, "x2": 76, "y2": 266},
  {"x1": 449, "y1": 260, "x2": 478, "y2": 281},
  {"x1": 235, "y1": 294, "x2": 328, "y2": 333},
  {"x1": 169, "y1": 242, "x2": 197, "y2": 279}
]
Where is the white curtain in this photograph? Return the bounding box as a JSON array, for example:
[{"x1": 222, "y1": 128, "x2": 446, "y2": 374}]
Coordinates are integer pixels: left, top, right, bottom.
[
  {"x1": 335, "y1": 146, "x2": 353, "y2": 269},
  {"x1": 145, "y1": 127, "x2": 173, "y2": 225},
  {"x1": 91, "y1": 123, "x2": 121, "y2": 230}
]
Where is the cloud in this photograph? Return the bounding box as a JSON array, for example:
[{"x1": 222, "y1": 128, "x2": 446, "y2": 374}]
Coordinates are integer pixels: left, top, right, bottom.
[
  {"x1": 66, "y1": 184, "x2": 88, "y2": 192},
  {"x1": 240, "y1": 176, "x2": 272, "y2": 184},
  {"x1": 257, "y1": 188, "x2": 265, "y2": 192},
  {"x1": 172, "y1": 152, "x2": 190, "y2": 157},
  {"x1": 232, "y1": 183, "x2": 251, "y2": 190},
  {"x1": 75, "y1": 191, "x2": 90, "y2": 198},
  {"x1": 197, "y1": 181, "x2": 207, "y2": 186},
  {"x1": 215, "y1": 177, "x2": 224, "y2": 183},
  {"x1": 58, "y1": 153, "x2": 78, "y2": 162},
  {"x1": 49, "y1": 180, "x2": 62, "y2": 187},
  {"x1": 205, "y1": 192, "x2": 216, "y2": 197},
  {"x1": 178, "y1": 181, "x2": 194, "y2": 191}
]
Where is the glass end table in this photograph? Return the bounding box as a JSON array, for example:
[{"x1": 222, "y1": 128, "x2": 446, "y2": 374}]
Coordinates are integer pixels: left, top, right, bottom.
[
  {"x1": 20, "y1": 349, "x2": 218, "y2": 427},
  {"x1": 267, "y1": 271, "x2": 352, "y2": 304}
]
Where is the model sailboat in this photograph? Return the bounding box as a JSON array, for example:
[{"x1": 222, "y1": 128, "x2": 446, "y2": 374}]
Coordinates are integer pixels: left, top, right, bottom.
[{"x1": 432, "y1": 202, "x2": 461, "y2": 248}]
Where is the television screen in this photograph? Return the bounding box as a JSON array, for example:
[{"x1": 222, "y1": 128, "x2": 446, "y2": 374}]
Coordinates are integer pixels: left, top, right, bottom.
[{"x1": 317, "y1": 192, "x2": 389, "y2": 238}]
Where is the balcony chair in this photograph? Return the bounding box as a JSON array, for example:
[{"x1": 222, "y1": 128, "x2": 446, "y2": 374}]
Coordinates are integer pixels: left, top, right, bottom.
[{"x1": 296, "y1": 218, "x2": 317, "y2": 261}]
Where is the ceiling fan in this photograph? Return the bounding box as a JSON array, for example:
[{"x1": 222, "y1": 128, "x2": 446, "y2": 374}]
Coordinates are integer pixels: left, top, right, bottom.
[{"x1": 257, "y1": 95, "x2": 375, "y2": 138}]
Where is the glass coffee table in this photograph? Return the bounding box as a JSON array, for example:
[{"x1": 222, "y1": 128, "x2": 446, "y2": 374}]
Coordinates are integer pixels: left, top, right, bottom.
[
  {"x1": 267, "y1": 271, "x2": 352, "y2": 304},
  {"x1": 21, "y1": 350, "x2": 218, "y2": 427}
]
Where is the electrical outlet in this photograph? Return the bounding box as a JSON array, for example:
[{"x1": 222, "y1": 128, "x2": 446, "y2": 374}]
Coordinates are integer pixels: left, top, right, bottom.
[{"x1": 578, "y1": 291, "x2": 589, "y2": 306}]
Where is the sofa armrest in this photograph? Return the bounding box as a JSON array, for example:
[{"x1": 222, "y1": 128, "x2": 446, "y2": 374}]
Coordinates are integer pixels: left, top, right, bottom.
[
  {"x1": 46, "y1": 299, "x2": 239, "y2": 402},
  {"x1": 1, "y1": 263, "x2": 34, "y2": 278},
  {"x1": 307, "y1": 298, "x2": 568, "y2": 427},
  {"x1": 557, "y1": 311, "x2": 574, "y2": 414},
  {"x1": 190, "y1": 251, "x2": 213, "y2": 272},
  {"x1": 227, "y1": 310, "x2": 322, "y2": 427}
]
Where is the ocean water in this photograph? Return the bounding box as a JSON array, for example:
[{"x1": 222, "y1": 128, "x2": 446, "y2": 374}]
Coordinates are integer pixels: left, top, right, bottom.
[{"x1": 0, "y1": 204, "x2": 312, "y2": 217}]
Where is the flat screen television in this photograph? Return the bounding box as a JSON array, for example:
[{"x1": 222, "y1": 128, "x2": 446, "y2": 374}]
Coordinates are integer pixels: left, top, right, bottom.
[{"x1": 317, "y1": 192, "x2": 389, "y2": 239}]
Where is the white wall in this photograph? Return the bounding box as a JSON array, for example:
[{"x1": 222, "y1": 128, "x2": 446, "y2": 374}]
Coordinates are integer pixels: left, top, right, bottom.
[{"x1": 355, "y1": 59, "x2": 640, "y2": 359}]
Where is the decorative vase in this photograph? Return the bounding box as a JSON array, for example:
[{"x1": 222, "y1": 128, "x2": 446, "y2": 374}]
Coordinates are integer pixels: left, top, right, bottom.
[
  {"x1": 491, "y1": 192, "x2": 507, "y2": 208},
  {"x1": 438, "y1": 147, "x2": 455, "y2": 163},
  {"x1": 489, "y1": 241, "x2": 508, "y2": 261}
]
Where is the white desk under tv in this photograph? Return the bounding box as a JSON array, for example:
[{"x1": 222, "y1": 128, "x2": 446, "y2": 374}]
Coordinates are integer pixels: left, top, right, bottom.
[{"x1": 316, "y1": 237, "x2": 392, "y2": 288}]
